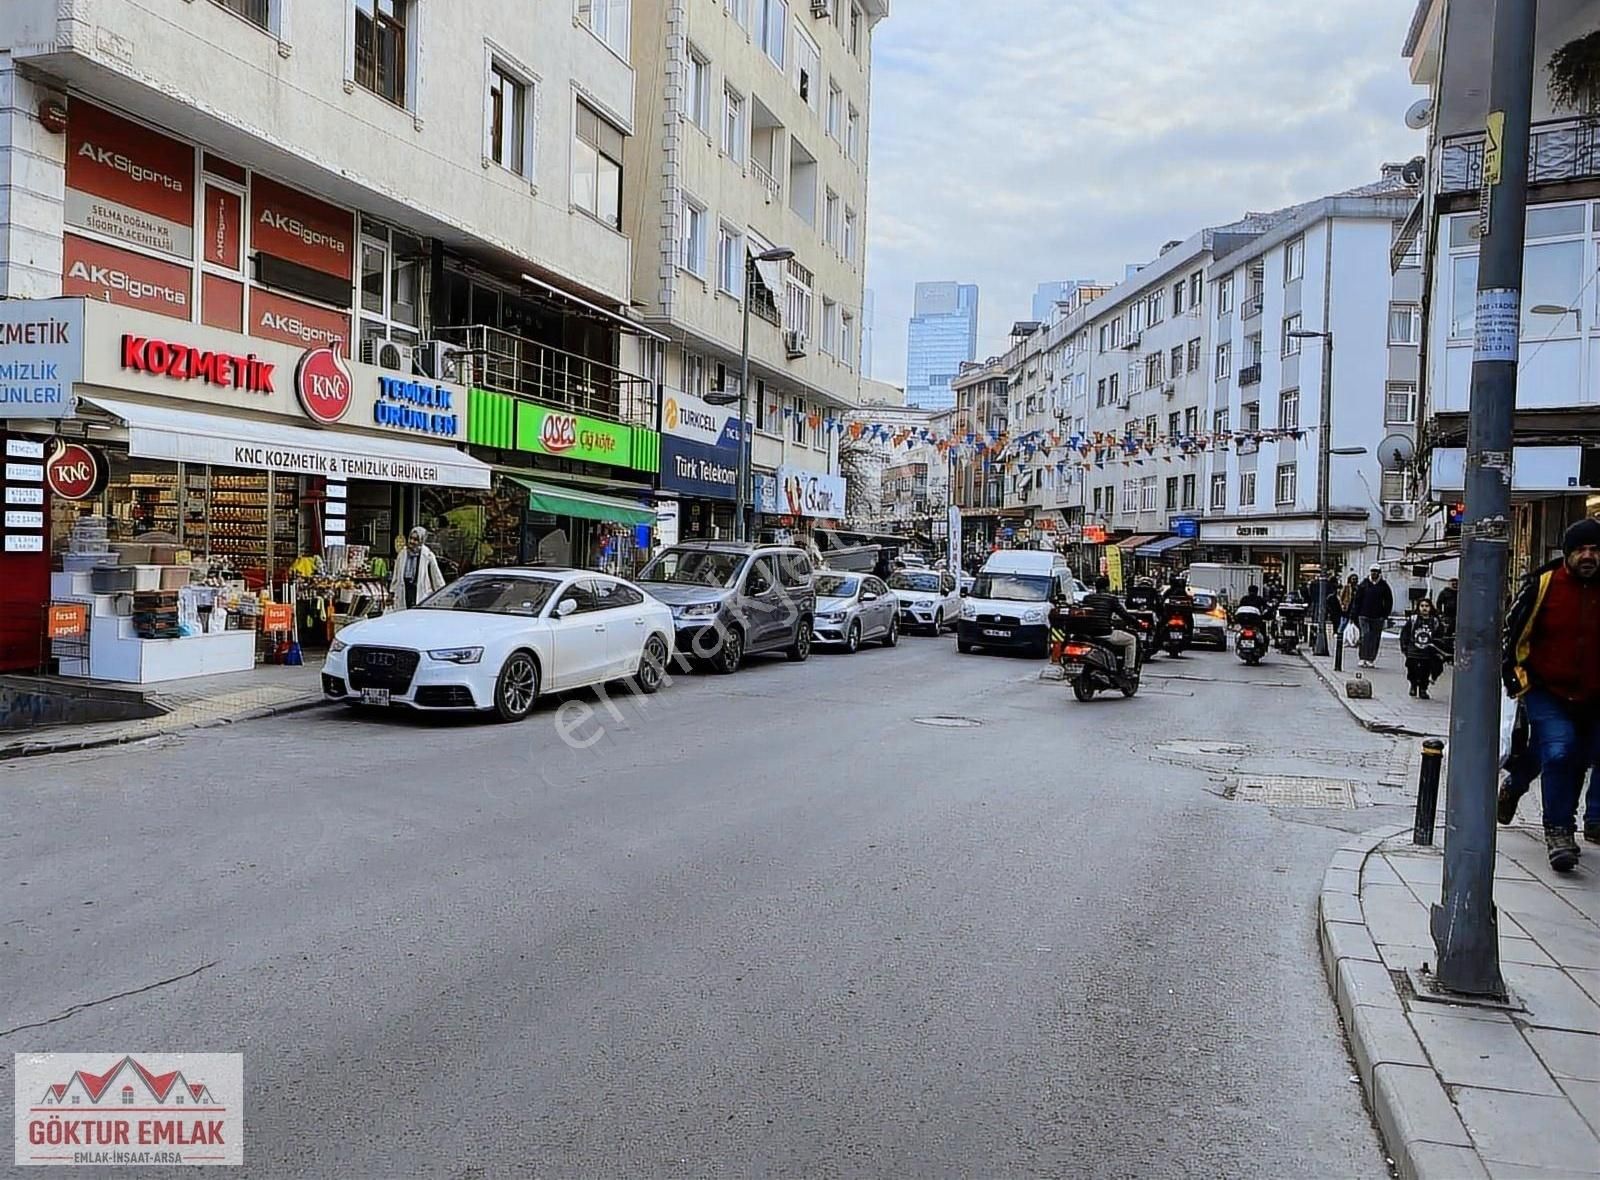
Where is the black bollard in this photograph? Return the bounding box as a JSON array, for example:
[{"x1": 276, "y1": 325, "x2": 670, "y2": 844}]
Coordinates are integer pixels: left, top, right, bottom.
[
  {"x1": 1413, "y1": 739, "x2": 1446, "y2": 846},
  {"x1": 1334, "y1": 623, "x2": 1345, "y2": 672}
]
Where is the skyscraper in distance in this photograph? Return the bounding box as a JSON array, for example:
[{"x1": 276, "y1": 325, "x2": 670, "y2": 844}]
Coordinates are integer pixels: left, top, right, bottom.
[
  {"x1": 905, "y1": 282, "x2": 978, "y2": 411},
  {"x1": 1031, "y1": 280, "x2": 1096, "y2": 323}
]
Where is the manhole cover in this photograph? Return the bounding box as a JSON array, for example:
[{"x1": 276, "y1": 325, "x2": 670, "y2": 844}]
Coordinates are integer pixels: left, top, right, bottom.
[
  {"x1": 1223, "y1": 775, "x2": 1359, "y2": 808},
  {"x1": 912, "y1": 716, "x2": 982, "y2": 728},
  {"x1": 1158, "y1": 739, "x2": 1249, "y2": 758}
]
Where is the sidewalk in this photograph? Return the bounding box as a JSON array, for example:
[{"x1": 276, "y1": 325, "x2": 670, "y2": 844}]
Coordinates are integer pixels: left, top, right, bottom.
[
  {"x1": 0, "y1": 661, "x2": 331, "y2": 760},
  {"x1": 1321, "y1": 822, "x2": 1600, "y2": 1179},
  {"x1": 1302, "y1": 640, "x2": 1453, "y2": 738}
]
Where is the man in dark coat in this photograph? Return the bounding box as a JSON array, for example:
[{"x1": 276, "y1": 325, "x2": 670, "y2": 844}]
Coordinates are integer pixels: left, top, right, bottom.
[{"x1": 1349, "y1": 564, "x2": 1394, "y2": 668}]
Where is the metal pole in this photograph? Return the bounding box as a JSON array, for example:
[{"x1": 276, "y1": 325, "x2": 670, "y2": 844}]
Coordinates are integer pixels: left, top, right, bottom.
[
  {"x1": 1431, "y1": 0, "x2": 1535, "y2": 1000},
  {"x1": 1314, "y1": 332, "x2": 1334, "y2": 655},
  {"x1": 735, "y1": 264, "x2": 753, "y2": 543},
  {"x1": 1414, "y1": 739, "x2": 1446, "y2": 846}
]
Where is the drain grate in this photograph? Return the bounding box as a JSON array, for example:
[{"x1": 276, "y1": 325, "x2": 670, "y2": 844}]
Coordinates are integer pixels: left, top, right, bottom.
[
  {"x1": 1223, "y1": 775, "x2": 1359, "y2": 808},
  {"x1": 912, "y1": 715, "x2": 982, "y2": 728}
]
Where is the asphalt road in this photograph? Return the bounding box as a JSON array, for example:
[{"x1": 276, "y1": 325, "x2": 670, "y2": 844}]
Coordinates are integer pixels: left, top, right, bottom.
[{"x1": 2, "y1": 633, "x2": 1398, "y2": 1178}]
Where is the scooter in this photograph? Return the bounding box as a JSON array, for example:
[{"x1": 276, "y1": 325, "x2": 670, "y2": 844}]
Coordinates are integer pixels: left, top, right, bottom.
[
  {"x1": 1129, "y1": 608, "x2": 1160, "y2": 664},
  {"x1": 1274, "y1": 601, "x2": 1307, "y2": 655},
  {"x1": 1161, "y1": 607, "x2": 1192, "y2": 657},
  {"x1": 1235, "y1": 605, "x2": 1269, "y2": 666},
  {"x1": 1051, "y1": 605, "x2": 1142, "y2": 702}
]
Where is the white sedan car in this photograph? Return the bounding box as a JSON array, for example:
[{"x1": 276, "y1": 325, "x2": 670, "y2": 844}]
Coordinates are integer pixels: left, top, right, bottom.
[
  {"x1": 887, "y1": 568, "x2": 962, "y2": 632},
  {"x1": 323, "y1": 567, "x2": 675, "y2": 722}
]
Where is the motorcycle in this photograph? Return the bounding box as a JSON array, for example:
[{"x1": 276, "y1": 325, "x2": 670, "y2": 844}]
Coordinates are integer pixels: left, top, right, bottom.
[
  {"x1": 1160, "y1": 606, "x2": 1192, "y2": 657},
  {"x1": 1050, "y1": 605, "x2": 1141, "y2": 701},
  {"x1": 1129, "y1": 608, "x2": 1160, "y2": 664},
  {"x1": 1234, "y1": 605, "x2": 1269, "y2": 665},
  {"x1": 1274, "y1": 601, "x2": 1307, "y2": 655}
]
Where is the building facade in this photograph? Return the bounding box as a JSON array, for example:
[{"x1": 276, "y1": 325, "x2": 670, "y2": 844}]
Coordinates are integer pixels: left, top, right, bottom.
[
  {"x1": 948, "y1": 356, "x2": 1009, "y2": 556},
  {"x1": 1031, "y1": 279, "x2": 1095, "y2": 324},
  {"x1": 905, "y1": 281, "x2": 978, "y2": 410},
  {"x1": 1405, "y1": 0, "x2": 1600, "y2": 582},
  {"x1": 625, "y1": 0, "x2": 887, "y2": 541}
]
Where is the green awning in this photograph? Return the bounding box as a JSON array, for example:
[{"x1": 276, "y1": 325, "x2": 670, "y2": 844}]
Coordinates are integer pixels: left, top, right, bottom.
[{"x1": 505, "y1": 476, "x2": 655, "y2": 526}]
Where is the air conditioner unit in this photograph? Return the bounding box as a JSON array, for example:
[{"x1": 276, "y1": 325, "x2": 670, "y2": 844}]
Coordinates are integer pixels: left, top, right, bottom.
[
  {"x1": 1384, "y1": 501, "x2": 1418, "y2": 523},
  {"x1": 784, "y1": 330, "x2": 809, "y2": 358},
  {"x1": 361, "y1": 337, "x2": 414, "y2": 372},
  {"x1": 414, "y1": 339, "x2": 467, "y2": 383},
  {"x1": 811, "y1": 0, "x2": 833, "y2": 15}
]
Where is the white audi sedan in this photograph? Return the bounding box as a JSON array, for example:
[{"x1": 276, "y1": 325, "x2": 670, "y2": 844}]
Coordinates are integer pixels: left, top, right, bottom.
[{"x1": 322, "y1": 567, "x2": 675, "y2": 722}]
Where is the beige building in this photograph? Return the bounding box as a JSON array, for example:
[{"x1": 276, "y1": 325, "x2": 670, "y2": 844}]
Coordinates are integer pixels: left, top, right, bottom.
[{"x1": 625, "y1": 0, "x2": 887, "y2": 536}]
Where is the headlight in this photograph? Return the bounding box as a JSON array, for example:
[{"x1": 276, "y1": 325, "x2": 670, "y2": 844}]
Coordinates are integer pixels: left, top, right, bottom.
[
  {"x1": 427, "y1": 646, "x2": 484, "y2": 664},
  {"x1": 817, "y1": 612, "x2": 844, "y2": 624},
  {"x1": 676, "y1": 602, "x2": 719, "y2": 619},
  {"x1": 1022, "y1": 608, "x2": 1046, "y2": 623},
  {"x1": 328, "y1": 638, "x2": 347, "y2": 654},
  {"x1": 960, "y1": 602, "x2": 977, "y2": 620}
]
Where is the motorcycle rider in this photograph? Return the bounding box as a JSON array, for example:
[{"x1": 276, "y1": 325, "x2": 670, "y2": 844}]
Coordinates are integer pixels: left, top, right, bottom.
[
  {"x1": 1077, "y1": 575, "x2": 1142, "y2": 673},
  {"x1": 1125, "y1": 577, "x2": 1162, "y2": 613},
  {"x1": 1237, "y1": 584, "x2": 1269, "y2": 616}
]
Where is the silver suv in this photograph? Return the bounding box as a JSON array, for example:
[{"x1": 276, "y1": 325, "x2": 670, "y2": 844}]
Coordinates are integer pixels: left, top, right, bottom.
[{"x1": 636, "y1": 542, "x2": 818, "y2": 673}]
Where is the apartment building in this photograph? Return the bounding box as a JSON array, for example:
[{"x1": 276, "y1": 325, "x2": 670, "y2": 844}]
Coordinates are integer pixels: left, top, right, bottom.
[
  {"x1": 948, "y1": 356, "x2": 1009, "y2": 554},
  {"x1": 1405, "y1": 0, "x2": 1600, "y2": 581},
  {"x1": 0, "y1": 0, "x2": 661, "y2": 669},
  {"x1": 906, "y1": 281, "x2": 979, "y2": 411},
  {"x1": 626, "y1": 0, "x2": 887, "y2": 540},
  {"x1": 840, "y1": 399, "x2": 938, "y2": 526},
  {"x1": 1199, "y1": 176, "x2": 1422, "y2": 584}
]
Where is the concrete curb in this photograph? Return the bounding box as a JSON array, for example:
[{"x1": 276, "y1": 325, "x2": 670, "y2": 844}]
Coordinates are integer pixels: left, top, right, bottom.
[
  {"x1": 1298, "y1": 651, "x2": 1433, "y2": 738},
  {"x1": 0, "y1": 695, "x2": 334, "y2": 762},
  {"x1": 1319, "y1": 824, "x2": 1492, "y2": 1180}
]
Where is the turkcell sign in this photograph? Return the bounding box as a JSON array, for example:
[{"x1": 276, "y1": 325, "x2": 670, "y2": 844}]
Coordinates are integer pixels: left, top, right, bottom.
[
  {"x1": 0, "y1": 298, "x2": 85, "y2": 419},
  {"x1": 660, "y1": 434, "x2": 739, "y2": 500}
]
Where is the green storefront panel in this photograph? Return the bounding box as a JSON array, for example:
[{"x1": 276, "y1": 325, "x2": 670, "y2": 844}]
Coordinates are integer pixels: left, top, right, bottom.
[
  {"x1": 467, "y1": 389, "x2": 515, "y2": 449},
  {"x1": 630, "y1": 426, "x2": 660, "y2": 475}
]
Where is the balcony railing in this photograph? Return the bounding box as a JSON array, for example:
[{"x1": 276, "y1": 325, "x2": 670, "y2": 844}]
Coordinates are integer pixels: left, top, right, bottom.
[
  {"x1": 1242, "y1": 292, "x2": 1264, "y2": 320},
  {"x1": 432, "y1": 324, "x2": 655, "y2": 429},
  {"x1": 1441, "y1": 116, "x2": 1600, "y2": 193},
  {"x1": 752, "y1": 160, "x2": 782, "y2": 205},
  {"x1": 1238, "y1": 362, "x2": 1262, "y2": 387}
]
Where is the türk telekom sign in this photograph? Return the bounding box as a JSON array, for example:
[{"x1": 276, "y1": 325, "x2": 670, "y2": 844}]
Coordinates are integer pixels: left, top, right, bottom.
[{"x1": 65, "y1": 100, "x2": 195, "y2": 260}]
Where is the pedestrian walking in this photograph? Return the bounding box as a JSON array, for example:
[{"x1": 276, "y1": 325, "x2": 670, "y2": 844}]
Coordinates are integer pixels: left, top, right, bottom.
[
  {"x1": 1400, "y1": 599, "x2": 1445, "y2": 699},
  {"x1": 391, "y1": 526, "x2": 446, "y2": 610},
  {"x1": 1349, "y1": 565, "x2": 1394, "y2": 667},
  {"x1": 1501, "y1": 517, "x2": 1600, "y2": 871},
  {"x1": 1319, "y1": 570, "x2": 1344, "y2": 635},
  {"x1": 1436, "y1": 576, "x2": 1459, "y2": 634}
]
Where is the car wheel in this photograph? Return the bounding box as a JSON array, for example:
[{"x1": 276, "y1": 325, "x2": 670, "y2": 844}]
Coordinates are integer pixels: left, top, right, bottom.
[
  {"x1": 957, "y1": 638, "x2": 973, "y2": 654},
  {"x1": 883, "y1": 615, "x2": 899, "y2": 647},
  {"x1": 844, "y1": 621, "x2": 861, "y2": 654},
  {"x1": 933, "y1": 609, "x2": 944, "y2": 634},
  {"x1": 712, "y1": 627, "x2": 744, "y2": 674},
  {"x1": 637, "y1": 635, "x2": 669, "y2": 694},
  {"x1": 787, "y1": 620, "x2": 812, "y2": 662},
  {"x1": 493, "y1": 651, "x2": 540, "y2": 722}
]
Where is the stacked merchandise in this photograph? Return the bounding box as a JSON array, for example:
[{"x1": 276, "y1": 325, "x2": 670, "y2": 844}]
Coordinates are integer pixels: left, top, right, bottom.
[
  {"x1": 208, "y1": 472, "x2": 297, "y2": 565},
  {"x1": 130, "y1": 592, "x2": 180, "y2": 639},
  {"x1": 61, "y1": 516, "x2": 115, "y2": 572}
]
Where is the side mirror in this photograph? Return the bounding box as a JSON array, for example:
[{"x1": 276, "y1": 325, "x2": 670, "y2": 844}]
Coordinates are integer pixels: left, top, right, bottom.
[
  {"x1": 555, "y1": 598, "x2": 579, "y2": 618},
  {"x1": 862, "y1": 591, "x2": 879, "y2": 602},
  {"x1": 747, "y1": 576, "x2": 771, "y2": 596}
]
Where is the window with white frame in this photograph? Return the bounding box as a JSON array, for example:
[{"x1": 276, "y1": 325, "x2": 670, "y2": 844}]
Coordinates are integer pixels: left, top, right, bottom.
[
  {"x1": 1275, "y1": 463, "x2": 1297, "y2": 505},
  {"x1": 1239, "y1": 470, "x2": 1256, "y2": 506},
  {"x1": 1385, "y1": 381, "x2": 1417, "y2": 425},
  {"x1": 1181, "y1": 473, "x2": 1196, "y2": 509},
  {"x1": 1172, "y1": 280, "x2": 1186, "y2": 316},
  {"x1": 845, "y1": 104, "x2": 860, "y2": 161},
  {"x1": 1380, "y1": 470, "x2": 1414, "y2": 503},
  {"x1": 1129, "y1": 301, "x2": 1144, "y2": 334},
  {"x1": 1184, "y1": 406, "x2": 1198, "y2": 434},
  {"x1": 486, "y1": 59, "x2": 532, "y2": 178},
  {"x1": 842, "y1": 207, "x2": 856, "y2": 262},
  {"x1": 213, "y1": 0, "x2": 273, "y2": 32},
  {"x1": 1284, "y1": 236, "x2": 1305, "y2": 283},
  {"x1": 1388, "y1": 303, "x2": 1421, "y2": 344},
  {"x1": 1139, "y1": 476, "x2": 1157, "y2": 512},
  {"x1": 793, "y1": 22, "x2": 821, "y2": 110},
  {"x1": 726, "y1": 0, "x2": 750, "y2": 32},
  {"x1": 1210, "y1": 473, "x2": 1227, "y2": 510},
  {"x1": 1121, "y1": 480, "x2": 1138, "y2": 513},
  {"x1": 684, "y1": 352, "x2": 707, "y2": 398},
  {"x1": 1213, "y1": 408, "x2": 1229, "y2": 435},
  {"x1": 717, "y1": 224, "x2": 743, "y2": 296},
  {"x1": 723, "y1": 86, "x2": 746, "y2": 162},
  {"x1": 1214, "y1": 341, "x2": 1231, "y2": 379},
  {"x1": 1278, "y1": 387, "x2": 1299, "y2": 430},
  {"x1": 1187, "y1": 338, "x2": 1201, "y2": 372},
  {"x1": 1216, "y1": 275, "x2": 1233, "y2": 316},
  {"x1": 577, "y1": 0, "x2": 629, "y2": 59},
  {"x1": 792, "y1": 397, "x2": 807, "y2": 443},
  {"x1": 680, "y1": 196, "x2": 708, "y2": 276},
  {"x1": 1282, "y1": 313, "x2": 1303, "y2": 355},
  {"x1": 824, "y1": 189, "x2": 841, "y2": 249},
  {"x1": 1146, "y1": 291, "x2": 1164, "y2": 325},
  {"x1": 841, "y1": 310, "x2": 854, "y2": 367},
  {"x1": 849, "y1": 2, "x2": 862, "y2": 55},
  {"x1": 826, "y1": 80, "x2": 843, "y2": 140},
  {"x1": 783, "y1": 262, "x2": 813, "y2": 338},
  {"x1": 1242, "y1": 400, "x2": 1259, "y2": 431},
  {"x1": 359, "y1": 219, "x2": 423, "y2": 345},
  {"x1": 354, "y1": 0, "x2": 412, "y2": 108},
  {"x1": 572, "y1": 101, "x2": 623, "y2": 229},
  {"x1": 1165, "y1": 477, "x2": 1179, "y2": 511},
  {"x1": 1189, "y1": 271, "x2": 1203, "y2": 309},
  {"x1": 821, "y1": 298, "x2": 839, "y2": 355},
  {"x1": 1169, "y1": 344, "x2": 1184, "y2": 380},
  {"x1": 686, "y1": 46, "x2": 712, "y2": 131},
  {"x1": 759, "y1": 0, "x2": 786, "y2": 67}
]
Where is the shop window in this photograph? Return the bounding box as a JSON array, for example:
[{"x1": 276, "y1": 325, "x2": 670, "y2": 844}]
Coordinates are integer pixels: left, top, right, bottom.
[
  {"x1": 572, "y1": 101, "x2": 624, "y2": 230},
  {"x1": 354, "y1": 0, "x2": 411, "y2": 109}
]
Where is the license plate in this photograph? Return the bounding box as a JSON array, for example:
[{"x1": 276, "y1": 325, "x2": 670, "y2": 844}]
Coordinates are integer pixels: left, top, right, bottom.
[
  {"x1": 1168, "y1": 629, "x2": 1185, "y2": 639},
  {"x1": 983, "y1": 628, "x2": 1009, "y2": 637},
  {"x1": 361, "y1": 687, "x2": 391, "y2": 706},
  {"x1": 1061, "y1": 663, "x2": 1085, "y2": 676}
]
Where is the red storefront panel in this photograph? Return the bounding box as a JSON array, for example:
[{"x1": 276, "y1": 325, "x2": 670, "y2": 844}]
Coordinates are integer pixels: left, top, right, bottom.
[
  {"x1": 62, "y1": 234, "x2": 192, "y2": 321},
  {"x1": 250, "y1": 175, "x2": 355, "y2": 280},
  {"x1": 248, "y1": 288, "x2": 351, "y2": 356},
  {"x1": 65, "y1": 99, "x2": 195, "y2": 259}
]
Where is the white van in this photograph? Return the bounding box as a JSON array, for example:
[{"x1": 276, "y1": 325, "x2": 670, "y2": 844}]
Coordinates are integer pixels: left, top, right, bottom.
[{"x1": 956, "y1": 551, "x2": 1080, "y2": 656}]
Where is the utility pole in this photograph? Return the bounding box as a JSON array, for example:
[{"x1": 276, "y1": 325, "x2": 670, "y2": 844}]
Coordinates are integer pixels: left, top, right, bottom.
[
  {"x1": 1314, "y1": 332, "x2": 1334, "y2": 655},
  {"x1": 1431, "y1": 0, "x2": 1537, "y2": 999}
]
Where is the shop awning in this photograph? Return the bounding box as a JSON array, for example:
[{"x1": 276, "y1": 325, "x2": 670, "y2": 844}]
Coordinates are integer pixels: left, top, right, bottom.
[
  {"x1": 1115, "y1": 534, "x2": 1158, "y2": 551},
  {"x1": 81, "y1": 395, "x2": 493, "y2": 489},
  {"x1": 1135, "y1": 535, "x2": 1193, "y2": 558},
  {"x1": 506, "y1": 476, "x2": 655, "y2": 526}
]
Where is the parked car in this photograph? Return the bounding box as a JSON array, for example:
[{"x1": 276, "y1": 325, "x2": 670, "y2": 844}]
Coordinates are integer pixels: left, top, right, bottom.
[
  {"x1": 957, "y1": 550, "x2": 1078, "y2": 656},
  {"x1": 1188, "y1": 586, "x2": 1230, "y2": 649},
  {"x1": 322, "y1": 568, "x2": 674, "y2": 722},
  {"x1": 635, "y1": 541, "x2": 817, "y2": 673},
  {"x1": 812, "y1": 571, "x2": 899, "y2": 652},
  {"x1": 888, "y1": 568, "x2": 961, "y2": 633}
]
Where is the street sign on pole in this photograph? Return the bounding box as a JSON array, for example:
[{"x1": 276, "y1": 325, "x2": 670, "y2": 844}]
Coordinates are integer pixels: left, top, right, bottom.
[{"x1": 948, "y1": 505, "x2": 962, "y2": 575}]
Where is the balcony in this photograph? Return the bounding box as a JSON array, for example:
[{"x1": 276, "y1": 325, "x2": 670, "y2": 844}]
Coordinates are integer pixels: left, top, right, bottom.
[
  {"x1": 432, "y1": 324, "x2": 654, "y2": 428},
  {"x1": 1440, "y1": 116, "x2": 1600, "y2": 194},
  {"x1": 752, "y1": 160, "x2": 782, "y2": 206},
  {"x1": 1238, "y1": 363, "x2": 1262, "y2": 387},
  {"x1": 1242, "y1": 292, "x2": 1264, "y2": 320}
]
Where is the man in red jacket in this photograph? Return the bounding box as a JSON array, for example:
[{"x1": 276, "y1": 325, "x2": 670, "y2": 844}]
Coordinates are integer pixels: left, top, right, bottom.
[{"x1": 1502, "y1": 517, "x2": 1600, "y2": 871}]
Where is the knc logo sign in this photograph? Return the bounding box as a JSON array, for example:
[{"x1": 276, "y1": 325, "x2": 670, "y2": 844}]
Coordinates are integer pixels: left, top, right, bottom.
[
  {"x1": 295, "y1": 347, "x2": 353, "y2": 426},
  {"x1": 14, "y1": 1052, "x2": 244, "y2": 1167},
  {"x1": 45, "y1": 440, "x2": 106, "y2": 501}
]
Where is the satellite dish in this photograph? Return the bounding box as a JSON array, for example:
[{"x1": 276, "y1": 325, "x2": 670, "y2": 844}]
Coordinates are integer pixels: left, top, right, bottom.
[
  {"x1": 1404, "y1": 99, "x2": 1433, "y2": 130},
  {"x1": 1379, "y1": 433, "x2": 1416, "y2": 472}
]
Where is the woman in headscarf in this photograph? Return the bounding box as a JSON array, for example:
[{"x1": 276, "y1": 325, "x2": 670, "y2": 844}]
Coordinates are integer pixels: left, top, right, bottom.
[{"x1": 390, "y1": 526, "x2": 446, "y2": 609}]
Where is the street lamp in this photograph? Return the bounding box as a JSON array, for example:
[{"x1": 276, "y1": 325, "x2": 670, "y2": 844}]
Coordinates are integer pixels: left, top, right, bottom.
[
  {"x1": 1289, "y1": 326, "x2": 1338, "y2": 654},
  {"x1": 1531, "y1": 303, "x2": 1584, "y2": 331},
  {"x1": 706, "y1": 245, "x2": 794, "y2": 542}
]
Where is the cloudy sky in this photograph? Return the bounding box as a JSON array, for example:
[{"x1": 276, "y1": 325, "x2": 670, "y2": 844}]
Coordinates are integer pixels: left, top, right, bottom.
[{"x1": 863, "y1": 0, "x2": 1426, "y2": 385}]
